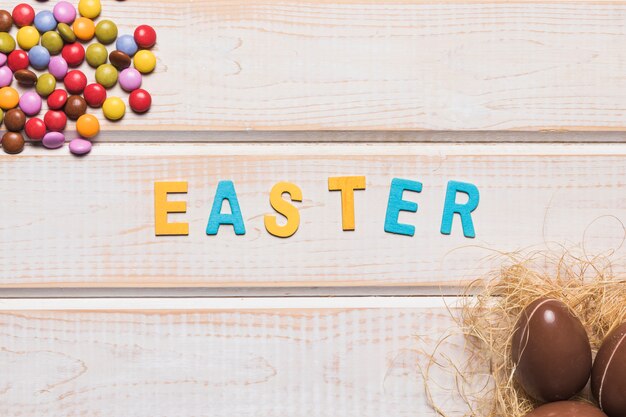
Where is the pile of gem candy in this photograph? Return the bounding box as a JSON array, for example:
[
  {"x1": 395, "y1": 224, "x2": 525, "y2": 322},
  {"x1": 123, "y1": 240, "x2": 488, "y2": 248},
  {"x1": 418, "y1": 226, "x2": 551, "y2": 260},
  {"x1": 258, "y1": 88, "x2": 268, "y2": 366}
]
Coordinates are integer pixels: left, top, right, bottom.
[{"x1": 0, "y1": 0, "x2": 156, "y2": 155}]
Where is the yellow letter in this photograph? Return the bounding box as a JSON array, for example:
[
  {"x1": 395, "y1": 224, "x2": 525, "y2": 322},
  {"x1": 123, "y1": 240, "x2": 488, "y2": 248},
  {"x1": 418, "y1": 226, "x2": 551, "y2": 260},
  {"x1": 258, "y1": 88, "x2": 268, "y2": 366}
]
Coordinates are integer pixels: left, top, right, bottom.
[
  {"x1": 154, "y1": 181, "x2": 189, "y2": 236},
  {"x1": 328, "y1": 176, "x2": 366, "y2": 231},
  {"x1": 264, "y1": 182, "x2": 302, "y2": 238}
]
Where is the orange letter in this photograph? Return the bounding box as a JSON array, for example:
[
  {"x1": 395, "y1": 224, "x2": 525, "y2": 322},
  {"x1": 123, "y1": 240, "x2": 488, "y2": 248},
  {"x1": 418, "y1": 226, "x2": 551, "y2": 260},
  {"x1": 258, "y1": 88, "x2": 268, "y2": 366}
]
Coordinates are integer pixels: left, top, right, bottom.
[
  {"x1": 328, "y1": 176, "x2": 366, "y2": 231},
  {"x1": 154, "y1": 181, "x2": 189, "y2": 236},
  {"x1": 264, "y1": 182, "x2": 302, "y2": 238}
]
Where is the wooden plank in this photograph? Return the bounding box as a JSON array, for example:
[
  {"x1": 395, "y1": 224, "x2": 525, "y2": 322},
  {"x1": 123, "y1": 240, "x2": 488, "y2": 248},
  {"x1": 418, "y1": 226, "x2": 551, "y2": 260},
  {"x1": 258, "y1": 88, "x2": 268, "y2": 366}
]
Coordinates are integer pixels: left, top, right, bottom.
[
  {"x1": 0, "y1": 298, "x2": 468, "y2": 417},
  {"x1": 47, "y1": 0, "x2": 626, "y2": 131},
  {"x1": 2, "y1": 143, "x2": 626, "y2": 287}
]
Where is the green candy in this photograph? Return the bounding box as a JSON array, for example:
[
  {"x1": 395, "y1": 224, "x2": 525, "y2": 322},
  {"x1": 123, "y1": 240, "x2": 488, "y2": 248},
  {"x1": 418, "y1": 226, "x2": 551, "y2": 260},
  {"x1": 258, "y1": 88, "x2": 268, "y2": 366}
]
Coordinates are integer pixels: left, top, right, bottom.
[
  {"x1": 41, "y1": 31, "x2": 64, "y2": 55},
  {"x1": 57, "y1": 23, "x2": 76, "y2": 43},
  {"x1": 36, "y1": 73, "x2": 56, "y2": 97},
  {"x1": 86, "y1": 43, "x2": 108, "y2": 68},
  {"x1": 0, "y1": 32, "x2": 15, "y2": 54},
  {"x1": 95, "y1": 20, "x2": 117, "y2": 44},
  {"x1": 0, "y1": 108, "x2": 3, "y2": 126},
  {"x1": 95, "y1": 64, "x2": 118, "y2": 88}
]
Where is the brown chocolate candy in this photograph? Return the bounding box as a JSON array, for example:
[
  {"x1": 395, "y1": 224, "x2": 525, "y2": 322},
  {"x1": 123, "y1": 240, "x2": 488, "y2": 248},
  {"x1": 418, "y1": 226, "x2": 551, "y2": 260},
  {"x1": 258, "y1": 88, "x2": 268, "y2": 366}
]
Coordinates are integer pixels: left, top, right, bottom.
[
  {"x1": 1, "y1": 132, "x2": 25, "y2": 154},
  {"x1": 14, "y1": 69, "x2": 38, "y2": 87},
  {"x1": 64, "y1": 95, "x2": 87, "y2": 120},
  {"x1": 524, "y1": 401, "x2": 607, "y2": 417},
  {"x1": 591, "y1": 322, "x2": 626, "y2": 417},
  {"x1": 511, "y1": 298, "x2": 592, "y2": 403},
  {"x1": 109, "y1": 50, "x2": 131, "y2": 70},
  {"x1": 0, "y1": 10, "x2": 12, "y2": 32},
  {"x1": 4, "y1": 108, "x2": 26, "y2": 131}
]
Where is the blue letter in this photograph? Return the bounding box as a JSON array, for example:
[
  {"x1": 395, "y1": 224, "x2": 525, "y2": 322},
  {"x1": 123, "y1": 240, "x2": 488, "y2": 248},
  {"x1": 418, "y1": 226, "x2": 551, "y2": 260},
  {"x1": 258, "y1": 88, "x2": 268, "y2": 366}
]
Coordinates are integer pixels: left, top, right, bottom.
[
  {"x1": 440, "y1": 180, "x2": 479, "y2": 238},
  {"x1": 206, "y1": 180, "x2": 246, "y2": 235},
  {"x1": 384, "y1": 178, "x2": 423, "y2": 236}
]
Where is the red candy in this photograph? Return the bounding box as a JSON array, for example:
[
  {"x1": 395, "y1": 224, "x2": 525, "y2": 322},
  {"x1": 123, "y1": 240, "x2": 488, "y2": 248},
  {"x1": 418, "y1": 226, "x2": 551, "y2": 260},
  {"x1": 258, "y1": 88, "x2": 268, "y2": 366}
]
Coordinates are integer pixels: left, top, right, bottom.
[
  {"x1": 129, "y1": 88, "x2": 151, "y2": 113},
  {"x1": 24, "y1": 118, "x2": 46, "y2": 141},
  {"x1": 12, "y1": 3, "x2": 35, "y2": 27},
  {"x1": 134, "y1": 25, "x2": 157, "y2": 48},
  {"x1": 47, "y1": 89, "x2": 69, "y2": 110},
  {"x1": 7, "y1": 50, "x2": 29, "y2": 72},
  {"x1": 61, "y1": 43, "x2": 85, "y2": 68},
  {"x1": 83, "y1": 83, "x2": 107, "y2": 108},
  {"x1": 44, "y1": 110, "x2": 67, "y2": 132},
  {"x1": 64, "y1": 70, "x2": 87, "y2": 95}
]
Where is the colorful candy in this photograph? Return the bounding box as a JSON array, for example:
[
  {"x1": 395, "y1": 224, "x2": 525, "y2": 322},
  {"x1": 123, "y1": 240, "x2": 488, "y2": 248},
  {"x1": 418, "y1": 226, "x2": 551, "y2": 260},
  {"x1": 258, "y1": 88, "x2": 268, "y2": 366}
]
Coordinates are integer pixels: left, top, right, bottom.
[
  {"x1": 116, "y1": 34, "x2": 138, "y2": 56},
  {"x1": 64, "y1": 69, "x2": 87, "y2": 94},
  {"x1": 28, "y1": 45, "x2": 50, "y2": 70},
  {"x1": 0, "y1": 52, "x2": 6, "y2": 66},
  {"x1": 16, "y1": 25, "x2": 40, "y2": 50},
  {"x1": 1, "y1": 131, "x2": 25, "y2": 154},
  {"x1": 95, "y1": 63, "x2": 117, "y2": 88},
  {"x1": 129, "y1": 88, "x2": 151, "y2": 113},
  {"x1": 14, "y1": 68, "x2": 37, "y2": 86},
  {"x1": 48, "y1": 56, "x2": 68, "y2": 79},
  {"x1": 72, "y1": 16, "x2": 94, "y2": 41},
  {"x1": 61, "y1": 42, "x2": 84, "y2": 67},
  {"x1": 69, "y1": 138, "x2": 91, "y2": 155},
  {"x1": 18, "y1": 91, "x2": 42, "y2": 115},
  {"x1": 41, "y1": 30, "x2": 64, "y2": 54},
  {"x1": 47, "y1": 89, "x2": 68, "y2": 109},
  {"x1": 76, "y1": 113, "x2": 99, "y2": 138},
  {"x1": 0, "y1": 86, "x2": 19, "y2": 109},
  {"x1": 102, "y1": 96, "x2": 125, "y2": 120},
  {"x1": 52, "y1": 1, "x2": 76, "y2": 25},
  {"x1": 0, "y1": 10, "x2": 13, "y2": 32},
  {"x1": 35, "y1": 73, "x2": 56, "y2": 96},
  {"x1": 77, "y1": 0, "x2": 100, "y2": 19},
  {"x1": 4, "y1": 108, "x2": 25, "y2": 131},
  {"x1": 95, "y1": 19, "x2": 117, "y2": 44},
  {"x1": 7, "y1": 50, "x2": 29, "y2": 71},
  {"x1": 42, "y1": 131, "x2": 65, "y2": 149},
  {"x1": 133, "y1": 50, "x2": 156, "y2": 73},
  {"x1": 0, "y1": 33, "x2": 16, "y2": 54},
  {"x1": 57, "y1": 22, "x2": 76, "y2": 43},
  {"x1": 44, "y1": 109, "x2": 67, "y2": 131},
  {"x1": 0, "y1": 66, "x2": 12, "y2": 87},
  {"x1": 109, "y1": 50, "x2": 130, "y2": 70},
  {"x1": 119, "y1": 68, "x2": 141, "y2": 91},
  {"x1": 83, "y1": 83, "x2": 106, "y2": 107},
  {"x1": 86, "y1": 42, "x2": 107, "y2": 67},
  {"x1": 34, "y1": 10, "x2": 57, "y2": 33},
  {"x1": 134, "y1": 25, "x2": 156, "y2": 48},
  {"x1": 64, "y1": 95, "x2": 87, "y2": 120},
  {"x1": 11, "y1": 4, "x2": 35, "y2": 28},
  {"x1": 24, "y1": 117, "x2": 46, "y2": 140}
]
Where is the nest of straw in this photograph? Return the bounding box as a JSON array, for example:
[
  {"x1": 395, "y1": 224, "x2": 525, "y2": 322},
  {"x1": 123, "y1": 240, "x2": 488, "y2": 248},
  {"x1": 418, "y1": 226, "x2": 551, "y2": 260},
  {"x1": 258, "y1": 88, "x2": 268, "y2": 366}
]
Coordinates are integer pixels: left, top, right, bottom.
[{"x1": 423, "y1": 252, "x2": 626, "y2": 417}]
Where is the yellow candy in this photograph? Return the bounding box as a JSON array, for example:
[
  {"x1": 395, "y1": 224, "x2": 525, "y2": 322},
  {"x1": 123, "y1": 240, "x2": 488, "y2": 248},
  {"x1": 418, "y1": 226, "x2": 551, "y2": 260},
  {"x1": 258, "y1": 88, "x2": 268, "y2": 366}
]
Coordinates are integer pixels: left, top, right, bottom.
[
  {"x1": 0, "y1": 87, "x2": 20, "y2": 110},
  {"x1": 78, "y1": 0, "x2": 101, "y2": 19},
  {"x1": 16, "y1": 26, "x2": 40, "y2": 50},
  {"x1": 133, "y1": 50, "x2": 156, "y2": 74},
  {"x1": 73, "y1": 17, "x2": 95, "y2": 41},
  {"x1": 76, "y1": 114, "x2": 100, "y2": 138},
  {"x1": 102, "y1": 97, "x2": 126, "y2": 121}
]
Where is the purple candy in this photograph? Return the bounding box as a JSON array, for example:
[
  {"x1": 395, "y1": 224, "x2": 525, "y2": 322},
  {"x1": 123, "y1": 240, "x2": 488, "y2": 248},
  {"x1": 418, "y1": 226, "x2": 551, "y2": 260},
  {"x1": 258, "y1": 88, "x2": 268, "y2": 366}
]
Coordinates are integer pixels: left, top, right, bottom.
[
  {"x1": 48, "y1": 56, "x2": 68, "y2": 80},
  {"x1": 0, "y1": 66, "x2": 12, "y2": 87},
  {"x1": 69, "y1": 138, "x2": 92, "y2": 155},
  {"x1": 53, "y1": 1, "x2": 76, "y2": 24},
  {"x1": 0, "y1": 53, "x2": 6, "y2": 67},
  {"x1": 42, "y1": 132, "x2": 65, "y2": 149},
  {"x1": 119, "y1": 68, "x2": 142, "y2": 92},
  {"x1": 19, "y1": 91, "x2": 43, "y2": 116}
]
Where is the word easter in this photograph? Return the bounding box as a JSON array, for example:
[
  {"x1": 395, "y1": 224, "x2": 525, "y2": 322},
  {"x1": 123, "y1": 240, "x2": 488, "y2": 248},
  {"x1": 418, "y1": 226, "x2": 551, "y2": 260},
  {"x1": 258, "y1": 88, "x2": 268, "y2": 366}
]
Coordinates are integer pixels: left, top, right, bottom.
[{"x1": 154, "y1": 177, "x2": 480, "y2": 238}]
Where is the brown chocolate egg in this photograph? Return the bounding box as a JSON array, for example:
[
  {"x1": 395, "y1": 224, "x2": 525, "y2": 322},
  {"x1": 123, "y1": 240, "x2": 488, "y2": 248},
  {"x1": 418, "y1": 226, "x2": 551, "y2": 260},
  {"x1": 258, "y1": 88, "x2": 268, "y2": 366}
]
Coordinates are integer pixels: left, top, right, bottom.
[
  {"x1": 511, "y1": 298, "x2": 592, "y2": 402},
  {"x1": 1, "y1": 132, "x2": 25, "y2": 154},
  {"x1": 591, "y1": 322, "x2": 626, "y2": 417},
  {"x1": 524, "y1": 401, "x2": 608, "y2": 417}
]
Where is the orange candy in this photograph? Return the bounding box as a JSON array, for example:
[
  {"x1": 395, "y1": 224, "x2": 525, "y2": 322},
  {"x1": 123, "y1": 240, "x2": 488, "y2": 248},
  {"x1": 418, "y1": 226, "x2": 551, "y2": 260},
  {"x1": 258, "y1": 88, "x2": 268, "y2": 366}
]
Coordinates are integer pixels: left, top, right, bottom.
[
  {"x1": 0, "y1": 87, "x2": 20, "y2": 110},
  {"x1": 76, "y1": 113, "x2": 100, "y2": 138},
  {"x1": 73, "y1": 17, "x2": 95, "y2": 41}
]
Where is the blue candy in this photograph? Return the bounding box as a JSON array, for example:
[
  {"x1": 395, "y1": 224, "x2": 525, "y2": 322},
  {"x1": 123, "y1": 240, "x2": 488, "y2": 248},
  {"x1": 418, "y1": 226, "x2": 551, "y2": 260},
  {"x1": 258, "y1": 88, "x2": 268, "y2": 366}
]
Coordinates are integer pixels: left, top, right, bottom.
[
  {"x1": 29, "y1": 46, "x2": 51, "y2": 70},
  {"x1": 34, "y1": 11, "x2": 57, "y2": 33},
  {"x1": 116, "y1": 35, "x2": 138, "y2": 57}
]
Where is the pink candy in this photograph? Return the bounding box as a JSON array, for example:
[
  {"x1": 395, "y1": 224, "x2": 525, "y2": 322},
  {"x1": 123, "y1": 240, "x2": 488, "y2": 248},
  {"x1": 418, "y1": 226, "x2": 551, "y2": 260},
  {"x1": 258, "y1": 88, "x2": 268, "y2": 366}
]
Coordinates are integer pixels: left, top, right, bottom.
[
  {"x1": 0, "y1": 53, "x2": 6, "y2": 67},
  {"x1": 119, "y1": 68, "x2": 142, "y2": 92},
  {"x1": 48, "y1": 56, "x2": 69, "y2": 80},
  {"x1": 0, "y1": 66, "x2": 12, "y2": 87},
  {"x1": 18, "y1": 91, "x2": 42, "y2": 116},
  {"x1": 52, "y1": 1, "x2": 76, "y2": 24},
  {"x1": 42, "y1": 132, "x2": 65, "y2": 149},
  {"x1": 69, "y1": 138, "x2": 92, "y2": 155}
]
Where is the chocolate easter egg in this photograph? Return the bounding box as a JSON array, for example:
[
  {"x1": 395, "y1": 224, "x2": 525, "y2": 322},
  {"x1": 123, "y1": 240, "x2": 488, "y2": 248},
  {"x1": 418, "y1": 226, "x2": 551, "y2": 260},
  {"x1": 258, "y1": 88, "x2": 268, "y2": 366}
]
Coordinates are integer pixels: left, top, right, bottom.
[
  {"x1": 524, "y1": 401, "x2": 608, "y2": 417},
  {"x1": 591, "y1": 322, "x2": 626, "y2": 417},
  {"x1": 511, "y1": 298, "x2": 592, "y2": 402}
]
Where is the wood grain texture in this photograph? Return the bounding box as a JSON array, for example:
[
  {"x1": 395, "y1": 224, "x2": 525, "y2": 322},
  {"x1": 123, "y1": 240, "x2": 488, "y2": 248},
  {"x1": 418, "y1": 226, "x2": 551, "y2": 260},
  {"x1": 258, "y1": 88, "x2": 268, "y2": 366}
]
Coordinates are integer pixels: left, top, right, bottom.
[
  {"x1": 43, "y1": 0, "x2": 626, "y2": 132},
  {"x1": 0, "y1": 303, "x2": 471, "y2": 417},
  {"x1": 2, "y1": 143, "x2": 626, "y2": 287}
]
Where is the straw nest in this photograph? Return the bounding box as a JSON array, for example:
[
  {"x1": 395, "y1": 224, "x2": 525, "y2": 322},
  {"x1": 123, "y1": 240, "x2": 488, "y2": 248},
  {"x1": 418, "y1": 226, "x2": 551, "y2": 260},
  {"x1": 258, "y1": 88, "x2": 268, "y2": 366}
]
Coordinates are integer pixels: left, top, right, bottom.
[{"x1": 422, "y1": 252, "x2": 626, "y2": 417}]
